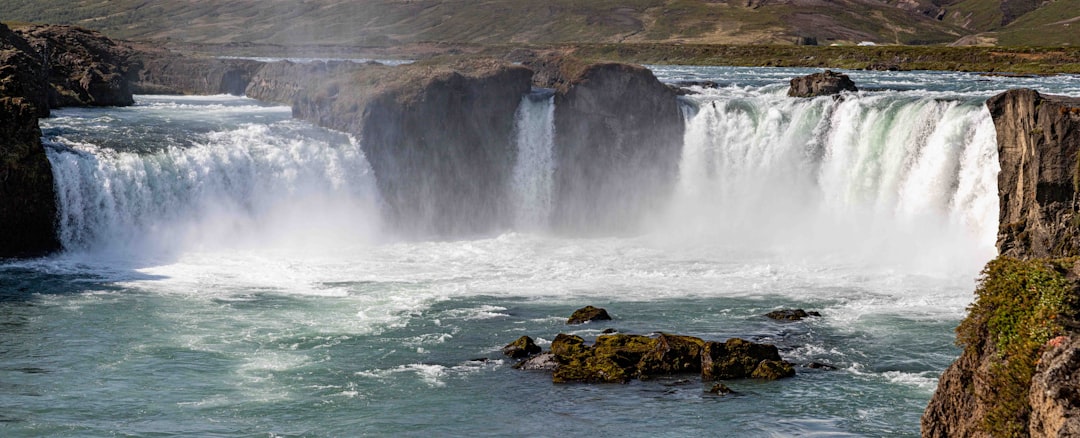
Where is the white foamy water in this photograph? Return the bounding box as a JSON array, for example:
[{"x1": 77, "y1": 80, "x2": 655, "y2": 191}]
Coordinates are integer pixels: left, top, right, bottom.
[{"x1": 7, "y1": 69, "x2": 1075, "y2": 437}]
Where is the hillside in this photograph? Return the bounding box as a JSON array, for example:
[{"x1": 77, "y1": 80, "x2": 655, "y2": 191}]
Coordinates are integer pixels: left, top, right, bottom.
[{"x1": 3, "y1": 0, "x2": 1075, "y2": 48}]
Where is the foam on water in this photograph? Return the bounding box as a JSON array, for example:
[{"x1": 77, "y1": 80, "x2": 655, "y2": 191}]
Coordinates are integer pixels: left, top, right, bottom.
[{"x1": 7, "y1": 73, "x2": 1069, "y2": 436}]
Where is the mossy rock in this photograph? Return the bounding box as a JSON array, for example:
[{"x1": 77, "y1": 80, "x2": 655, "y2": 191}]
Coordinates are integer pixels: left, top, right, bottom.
[
  {"x1": 637, "y1": 333, "x2": 705, "y2": 377},
  {"x1": 708, "y1": 383, "x2": 735, "y2": 395},
  {"x1": 751, "y1": 360, "x2": 796, "y2": 380},
  {"x1": 567, "y1": 306, "x2": 612, "y2": 324},
  {"x1": 702, "y1": 338, "x2": 794, "y2": 380},
  {"x1": 502, "y1": 335, "x2": 541, "y2": 359},
  {"x1": 550, "y1": 333, "x2": 589, "y2": 359}
]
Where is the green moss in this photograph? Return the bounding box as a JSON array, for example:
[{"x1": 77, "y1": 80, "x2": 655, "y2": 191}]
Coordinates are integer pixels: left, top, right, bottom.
[{"x1": 956, "y1": 257, "x2": 1080, "y2": 437}]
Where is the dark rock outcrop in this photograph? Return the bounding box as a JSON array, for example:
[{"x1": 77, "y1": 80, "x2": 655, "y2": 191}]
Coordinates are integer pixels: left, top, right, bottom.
[
  {"x1": 567, "y1": 305, "x2": 612, "y2": 324},
  {"x1": 765, "y1": 309, "x2": 822, "y2": 321},
  {"x1": 0, "y1": 97, "x2": 61, "y2": 258},
  {"x1": 15, "y1": 25, "x2": 136, "y2": 108},
  {"x1": 0, "y1": 24, "x2": 49, "y2": 116},
  {"x1": 991, "y1": 89, "x2": 1080, "y2": 259},
  {"x1": 787, "y1": 70, "x2": 858, "y2": 98},
  {"x1": 292, "y1": 58, "x2": 532, "y2": 236},
  {"x1": 543, "y1": 57, "x2": 684, "y2": 234},
  {"x1": 537, "y1": 332, "x2": 793, "y2": 384},
  {"x1": 702, "y1": 338, "x2": 795, "y2": 380},
  {"x1": 502, "y1": 335, "x2": 541, "y2": 358}
]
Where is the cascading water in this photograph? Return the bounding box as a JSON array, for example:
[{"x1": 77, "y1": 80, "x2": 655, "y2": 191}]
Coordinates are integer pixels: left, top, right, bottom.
[
  {"x1": 10, "y1": 69, "x2": 1079, "y2": 438},
  {"x1": 41, "y1": 96, "x2": 381, "y2": 256},
  {"x1": 669, "y1": 88, "x2": 999, "y2": 271},
  {"x1": 510, "y1": 89, "x2": 556, "y2": 230}
]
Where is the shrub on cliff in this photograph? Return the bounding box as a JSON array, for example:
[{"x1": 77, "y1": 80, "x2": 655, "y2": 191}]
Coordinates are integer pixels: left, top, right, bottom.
[{"x1": 956, "y1": 257, "x2": 1079, "y2": 437}]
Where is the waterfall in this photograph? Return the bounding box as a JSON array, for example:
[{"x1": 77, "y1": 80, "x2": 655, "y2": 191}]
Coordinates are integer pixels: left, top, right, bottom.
[
  {"x1": 45, "y1": 119, "x2": 381, "y2": 255},
  {"x1": 510, "y1": 89, "x2": 556, "y2": 230},
  {"x1": 671, "y1": 90, "x2": 999, "y2": 268}
]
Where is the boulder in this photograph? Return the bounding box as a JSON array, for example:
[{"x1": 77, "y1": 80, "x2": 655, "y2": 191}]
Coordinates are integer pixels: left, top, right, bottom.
[
  {"x1": 787, "y1": 70, "x2": 858, "y2": 98},
  {"x1": 765, "y1": 309, "x2": 821, "y2": 321},
  {"x1": 637, "y1": 333, "x2": 705, "y2": 376},
  {"x1": 502, "y1": 335, "x2": 542, "y2": 359},
  {"x1": 990, "y1": 89, "x2": 1080, "y2": 258},
  {"x1": 567, "y1": 306, "x2": 612, "y2": 324},
  {"x1": 544, "y1": 332, "x2": 792, "y2": 384},
  {"x1": 708, "y1": 382, "x2": 735, "y2": 395},
  {"x1": 701, "y1": 338, "x2": 795, "y2": 381}
]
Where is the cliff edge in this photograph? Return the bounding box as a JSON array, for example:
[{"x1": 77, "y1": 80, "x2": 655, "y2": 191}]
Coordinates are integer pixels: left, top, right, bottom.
[{"x1": 923, "y1": 89, "x2": 1080, "y2": 437}]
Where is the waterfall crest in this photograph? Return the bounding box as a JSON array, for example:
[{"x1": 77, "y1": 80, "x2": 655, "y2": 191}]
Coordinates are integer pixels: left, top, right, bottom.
[{"x1": 670, "y1": 90, "x2": 998, "y2": 267}]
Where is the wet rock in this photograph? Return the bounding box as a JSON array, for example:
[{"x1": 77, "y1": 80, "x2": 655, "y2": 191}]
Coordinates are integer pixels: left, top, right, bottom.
[
  {"x1": 765, "y1": 309, "x2": 822, "y2": 321},
  {"x1": 708, "y1": 383, "x2": 735, "y2": 395},
  {"x1": 701, "y1": 338, "x2": 796, "y2": 381},
  {"x1": 567, "y1": 306, "x2": 613, "y2": 324},
  {"x1": 550, "y1": 333, "x2": 589, "y2": 357},
  {"x1": 552, "y1": 333, "x2": 656, "y2": 383},
  {"x1": 637, "y1": 333, "x2": 705, "y2": 377},
  {"x1": 502, "y1": 335, "x2": 542, "y2": 359},
  {"x1": 602, "y1": 328, "x2": 618, "y2": 334},
  {"x1": 804, "y1": 362, "x2": 838, "y2": 370},
  {"x1": 787, "y1": 70, "x2": 858, "y2": 98},
  {"x1": 513, "y1": 352, "x2": 558, "y2": 371}
]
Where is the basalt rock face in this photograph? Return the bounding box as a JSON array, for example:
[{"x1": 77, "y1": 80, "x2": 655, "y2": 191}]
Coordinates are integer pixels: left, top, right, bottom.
[
  {"x1": 245, "y1": 60, "x2": 364, "y2": 105},
  {"x1": 132, "y1": 49, "x2": 263, "y2": 96},
  {"x1": 292, "y1": 58, "x2": 533, "y2": 236},
  {"x1": 787, "y1": 70, "x2": 858, "y2": 98},
  {"x1": 992, "y1": 89, "x2": 1080, "y2": 259},
  {"x1": 0, "y1": 97, "x2": 60, "y2": 258},
  {"x1": 15, "y1": 25, "x2": 136, "y2": 108},
  {"x1": 529, "y1": 55, "x2": 684, "y2": 234}
]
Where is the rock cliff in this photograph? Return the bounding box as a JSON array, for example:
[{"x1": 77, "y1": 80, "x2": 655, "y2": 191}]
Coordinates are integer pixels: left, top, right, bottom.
[
  {"x1": 291, "y1": 58, "x2": 533, "y2": 236},
  {"x1": 992, "y1": 89, "x2": 1080, "y2": 259},
  {"x1": 0, "y1": 97, "x2": 61, "y2": 258},
  {"x1": 0, "y1": 24, "x2": 137, "y2": 258},
  {"x1": 131, "y1": 49, "x2": 263, "y2": 95},
  {"x1": 923, "y1": 90, "x2": 1080, "y2": 437},
  {"x1": 526, "y1": 54, "x2": 684, "y2": 233},
  {"x1": 15, "y1": 25, "x2": 136, "y2": 107}
]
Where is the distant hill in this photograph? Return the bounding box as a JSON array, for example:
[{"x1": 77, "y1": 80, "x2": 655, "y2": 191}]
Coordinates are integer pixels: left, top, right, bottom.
[{"x1": 3, "y1": 0, "x2": 1078, "y2": 46}]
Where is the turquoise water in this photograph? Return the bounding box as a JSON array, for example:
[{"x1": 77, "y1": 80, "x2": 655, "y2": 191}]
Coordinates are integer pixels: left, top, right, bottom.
[{"x1": 2, "y1": 68, "x2": 1078, "y2": 436}]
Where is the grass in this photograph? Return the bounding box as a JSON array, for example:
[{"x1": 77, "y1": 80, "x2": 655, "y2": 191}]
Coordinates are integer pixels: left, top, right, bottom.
[{"x1": 956, "y1": 257, "x2": 1080, "y2": 437}]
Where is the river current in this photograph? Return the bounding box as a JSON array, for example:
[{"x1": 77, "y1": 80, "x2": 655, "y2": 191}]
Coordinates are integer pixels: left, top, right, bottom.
[{"x1": 2, "y1": 67, "x2": 1078, "y2": 437}]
